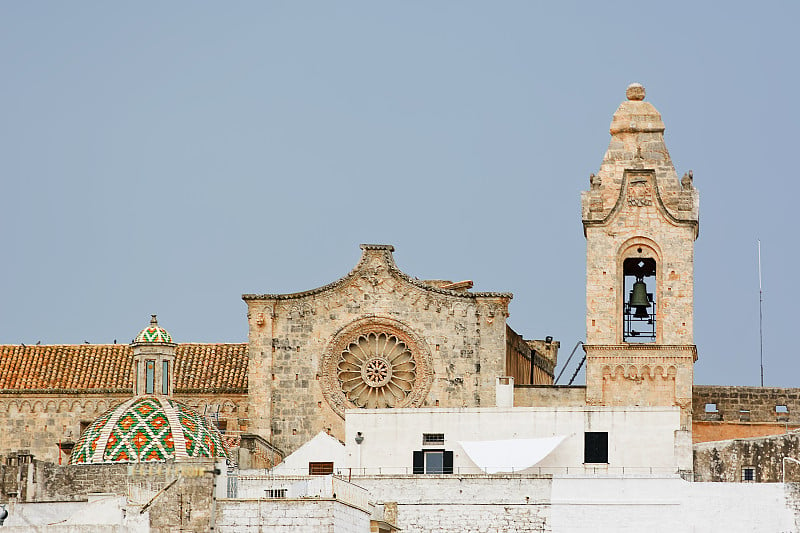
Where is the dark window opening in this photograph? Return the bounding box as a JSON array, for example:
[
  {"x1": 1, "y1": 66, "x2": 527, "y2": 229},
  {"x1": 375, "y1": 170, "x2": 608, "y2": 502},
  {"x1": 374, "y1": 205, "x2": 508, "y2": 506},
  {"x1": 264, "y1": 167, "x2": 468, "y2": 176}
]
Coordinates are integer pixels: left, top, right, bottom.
[
  {"x1": 413, "y1": 450, "x2": 453, "y2": 474},
  {"x1": 623, "y1": 257, "x2": 656, "y2": 342},
  {"x1": 79, "y1": 420, "x2": 91, "y2": 436},
  {"x1": 743, "y1": 467, "x2": 755, "y2": 482},
  {"x1": 265, "y1": 488, "x2": 287, "y2": 498},
  {"x1": 309, "y1": 461, "x2": 334, "y2": 475},
  {"x1": 162, "y1": 361, "x2": 169, "y2": 395},
  {"x1": 145, "y1": 360, "x2": 155, "y2": 394},
  {"x1": 584, "y1": 432, "x2": 608, "y2": 464}
]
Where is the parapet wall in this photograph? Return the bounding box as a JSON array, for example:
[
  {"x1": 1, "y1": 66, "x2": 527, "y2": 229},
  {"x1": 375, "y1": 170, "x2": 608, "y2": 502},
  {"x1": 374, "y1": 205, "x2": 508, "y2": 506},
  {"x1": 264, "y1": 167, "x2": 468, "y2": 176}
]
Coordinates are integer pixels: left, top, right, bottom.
[
  {"x1": 513, "y1": 385, "x2": 586, "y2": 407},
  {"x1": 693, "y1": 385, "x2": 800, "y2": 423}
]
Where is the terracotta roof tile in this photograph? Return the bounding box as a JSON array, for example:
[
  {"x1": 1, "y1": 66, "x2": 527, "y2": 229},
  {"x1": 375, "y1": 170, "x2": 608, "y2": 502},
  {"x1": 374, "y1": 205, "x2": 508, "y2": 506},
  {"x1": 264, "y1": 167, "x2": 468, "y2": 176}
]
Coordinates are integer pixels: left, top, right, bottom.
[{"x1": 0, "y1": 344, "x2": 248, "y2": 393}]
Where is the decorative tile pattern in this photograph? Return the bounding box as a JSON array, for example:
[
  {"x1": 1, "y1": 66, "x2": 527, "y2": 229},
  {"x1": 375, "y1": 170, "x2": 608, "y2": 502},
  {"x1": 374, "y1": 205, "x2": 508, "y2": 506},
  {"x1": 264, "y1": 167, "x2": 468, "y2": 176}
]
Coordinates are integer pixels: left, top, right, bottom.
[
  {"x1": 175, "y1": 400, "x2": 228, "y2": 459},
  {"x1": 69, "y1": 396, "x2": 228, "y2": 464},
  {"x1": 104, "y1": 397, "x2": 175, "y2": 462},
  {"x1": 69, "y1": 406, "x2": 116, "y2": 464}
]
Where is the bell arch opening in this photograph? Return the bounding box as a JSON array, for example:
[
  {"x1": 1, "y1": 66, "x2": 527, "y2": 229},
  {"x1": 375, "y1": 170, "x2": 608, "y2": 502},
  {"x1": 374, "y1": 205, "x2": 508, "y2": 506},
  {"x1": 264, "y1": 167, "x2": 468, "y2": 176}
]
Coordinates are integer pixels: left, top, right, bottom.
[{"x1": 622, "y1": 256, "x2": 656, "y2": 342}]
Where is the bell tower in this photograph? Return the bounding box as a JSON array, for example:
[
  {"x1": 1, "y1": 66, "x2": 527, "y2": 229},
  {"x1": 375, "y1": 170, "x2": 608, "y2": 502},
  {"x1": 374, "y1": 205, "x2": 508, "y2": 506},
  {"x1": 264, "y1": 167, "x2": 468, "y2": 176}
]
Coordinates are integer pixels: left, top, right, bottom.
[{"x1": 581, "y1": 84, "x2": 699, "y2": 426}]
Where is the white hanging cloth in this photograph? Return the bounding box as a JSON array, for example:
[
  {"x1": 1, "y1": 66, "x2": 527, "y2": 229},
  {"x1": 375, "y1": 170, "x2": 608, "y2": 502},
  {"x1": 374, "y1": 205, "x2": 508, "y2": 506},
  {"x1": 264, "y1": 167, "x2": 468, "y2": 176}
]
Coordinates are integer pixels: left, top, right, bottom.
[{"x1": 458, "y1": 435, "x2": 567, "y2": 474}]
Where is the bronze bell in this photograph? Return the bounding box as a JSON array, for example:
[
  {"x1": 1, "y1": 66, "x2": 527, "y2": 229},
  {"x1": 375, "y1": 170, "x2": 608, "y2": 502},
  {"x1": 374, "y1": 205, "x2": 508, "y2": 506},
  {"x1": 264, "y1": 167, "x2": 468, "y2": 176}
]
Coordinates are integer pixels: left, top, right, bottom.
[{"x1": 629, "y1": 280, "x2": 650, "y2": 318}]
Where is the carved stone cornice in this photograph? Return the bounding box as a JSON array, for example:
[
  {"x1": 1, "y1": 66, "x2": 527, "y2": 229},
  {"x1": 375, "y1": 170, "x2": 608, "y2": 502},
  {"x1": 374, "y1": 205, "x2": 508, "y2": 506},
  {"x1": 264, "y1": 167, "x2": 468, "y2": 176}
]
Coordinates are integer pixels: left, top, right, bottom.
[{"x1": 584, "y1": 344, "x2": 697, "y2": 362}]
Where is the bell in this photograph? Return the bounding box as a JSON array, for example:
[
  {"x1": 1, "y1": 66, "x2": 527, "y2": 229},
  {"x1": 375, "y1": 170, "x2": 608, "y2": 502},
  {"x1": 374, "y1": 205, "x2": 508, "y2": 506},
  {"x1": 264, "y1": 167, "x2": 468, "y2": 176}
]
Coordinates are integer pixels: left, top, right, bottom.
[{"x1": 629, "y1": 280, "x2": 650, "y2": 318}]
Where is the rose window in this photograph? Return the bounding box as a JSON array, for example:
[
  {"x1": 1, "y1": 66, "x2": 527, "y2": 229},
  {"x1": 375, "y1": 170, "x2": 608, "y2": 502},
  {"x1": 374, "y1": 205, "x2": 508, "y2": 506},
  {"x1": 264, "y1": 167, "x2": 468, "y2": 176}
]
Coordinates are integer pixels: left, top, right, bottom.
[{"x1": 337, "y1": 332, "x2": 417, "y2": 409}]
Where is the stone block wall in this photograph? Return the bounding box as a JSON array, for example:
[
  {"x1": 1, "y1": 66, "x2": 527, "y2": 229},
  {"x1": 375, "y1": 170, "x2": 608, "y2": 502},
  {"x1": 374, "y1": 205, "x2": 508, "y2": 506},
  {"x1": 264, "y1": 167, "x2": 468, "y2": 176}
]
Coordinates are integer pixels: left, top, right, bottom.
[
  {"x1": 692, "y1": 385, "x2": 800, "y2": 444},
  {"x1": 353, "y1": 475, "x2": 551, "y2": 532},
  {"x1": 1, "y1": 459, "x2": 217, "y2": 532},
  {"x1": 693, "y1": 385, "x2": 800, "y2": 424},
  {"x1": 0, "y1": 393, "x2": 248, "y2": 464},
  {"x1": 512, "y1": 385, "x2": 586, "y2": 407},
  {"x1": 694, "y1": 431, "x2": 800, "y2": 483},
  {"x1": 216, "y1": 499, "x2": 371, "y2": 532},
  {"x1": 0, "y1": 394, "x2": 126, "y2": 464},
  {"x1": 244, "y1": 245, "x2": 513, "y2": 456}
]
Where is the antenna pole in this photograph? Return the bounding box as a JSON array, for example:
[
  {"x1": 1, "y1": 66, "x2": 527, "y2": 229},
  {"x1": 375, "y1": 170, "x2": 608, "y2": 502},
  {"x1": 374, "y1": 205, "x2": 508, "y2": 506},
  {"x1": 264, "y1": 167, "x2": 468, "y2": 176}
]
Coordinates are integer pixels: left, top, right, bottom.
[{"x1": 758, "y1": 240, "x2": 764, "y2": 387}]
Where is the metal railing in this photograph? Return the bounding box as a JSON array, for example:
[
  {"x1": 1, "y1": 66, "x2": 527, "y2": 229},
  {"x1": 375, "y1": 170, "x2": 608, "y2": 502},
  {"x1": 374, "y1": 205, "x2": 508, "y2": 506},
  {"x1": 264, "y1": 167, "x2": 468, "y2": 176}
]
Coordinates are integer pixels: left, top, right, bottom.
[{"x1": 237, "y1": 465, "x2": 679, "y2": 478}]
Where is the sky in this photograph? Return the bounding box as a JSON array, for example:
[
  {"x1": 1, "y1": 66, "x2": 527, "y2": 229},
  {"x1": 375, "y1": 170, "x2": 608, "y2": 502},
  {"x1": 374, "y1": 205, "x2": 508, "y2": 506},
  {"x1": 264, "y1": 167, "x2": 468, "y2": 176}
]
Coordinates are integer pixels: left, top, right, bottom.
[{"x1": 1, "y1": 2, "x2": 798, "y2": 387}]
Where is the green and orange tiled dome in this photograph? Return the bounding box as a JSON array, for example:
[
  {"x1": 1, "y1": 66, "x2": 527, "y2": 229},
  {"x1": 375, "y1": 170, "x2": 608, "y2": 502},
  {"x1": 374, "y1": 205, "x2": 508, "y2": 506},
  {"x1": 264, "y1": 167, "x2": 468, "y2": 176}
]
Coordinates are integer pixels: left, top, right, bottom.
[
  {"x1": 134, "y1": 315, "x2": 173, "y2": 344},
  {"x1": 70, "y1": 396, "x2": 228, "y2": 464}
]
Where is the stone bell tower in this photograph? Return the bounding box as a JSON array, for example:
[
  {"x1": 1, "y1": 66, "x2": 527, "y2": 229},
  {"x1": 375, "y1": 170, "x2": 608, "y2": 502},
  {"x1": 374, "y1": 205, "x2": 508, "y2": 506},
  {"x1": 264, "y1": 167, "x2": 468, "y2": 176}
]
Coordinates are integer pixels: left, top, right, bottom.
[{"x1": 581, "y1": 84, "x2": 699, "y2": 426}]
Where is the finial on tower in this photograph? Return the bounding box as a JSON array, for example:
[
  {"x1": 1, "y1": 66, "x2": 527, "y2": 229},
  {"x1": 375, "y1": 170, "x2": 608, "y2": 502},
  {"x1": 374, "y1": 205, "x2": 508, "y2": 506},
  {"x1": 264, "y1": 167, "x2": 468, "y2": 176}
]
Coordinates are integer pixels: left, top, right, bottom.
[
  {"x1": 150, "y1": 314, "x2": 158, "y2": 326},
  {"x1": 626, "y1": 83, "x2": 646, "y2": 101}
]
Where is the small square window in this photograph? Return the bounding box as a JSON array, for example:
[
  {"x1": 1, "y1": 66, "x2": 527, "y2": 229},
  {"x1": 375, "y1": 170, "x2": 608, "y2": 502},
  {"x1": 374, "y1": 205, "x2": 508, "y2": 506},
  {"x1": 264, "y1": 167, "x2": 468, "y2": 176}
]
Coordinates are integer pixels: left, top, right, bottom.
[
  {"x1": 265, "y1": 488, "x2": 287, "y2": 498},
  {"x1": 742, "y1": 467, "x2": 756, "y2": 482},
  {"x1": 584, "y1": 432, "x2": 608, "y2": 464},
  {"x1": 423, "y1": 433, "x2": 445, "y2": 445},
  {"x1": 776, "y1": 405, "x2": 789, "y2": 414},
  {"x1": 704, "y1": 403, "x2": 718, "y2": 413},
  {"x1": 308, "y1": 462, "x2": 334, "y2": 475}
]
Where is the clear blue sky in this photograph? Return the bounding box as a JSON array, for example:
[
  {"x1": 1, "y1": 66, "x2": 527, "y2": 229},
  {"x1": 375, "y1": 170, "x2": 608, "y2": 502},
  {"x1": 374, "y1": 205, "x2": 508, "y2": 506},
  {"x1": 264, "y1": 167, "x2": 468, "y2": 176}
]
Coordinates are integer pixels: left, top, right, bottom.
[{"x1": 1, "y1": 2, "x2": 797, "y2": 386}]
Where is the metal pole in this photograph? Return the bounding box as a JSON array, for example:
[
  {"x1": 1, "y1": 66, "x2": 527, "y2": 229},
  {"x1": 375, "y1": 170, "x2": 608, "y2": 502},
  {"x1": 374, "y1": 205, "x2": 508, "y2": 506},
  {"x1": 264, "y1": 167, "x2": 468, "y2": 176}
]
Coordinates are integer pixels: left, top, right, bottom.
[{"x1": 758, "y1": 240, "x2": 764, "y2": 387}]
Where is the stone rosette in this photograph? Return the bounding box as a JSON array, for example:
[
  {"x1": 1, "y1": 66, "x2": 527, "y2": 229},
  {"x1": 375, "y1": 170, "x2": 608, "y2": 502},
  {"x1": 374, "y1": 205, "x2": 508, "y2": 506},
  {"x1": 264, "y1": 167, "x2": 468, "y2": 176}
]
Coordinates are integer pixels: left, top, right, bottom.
[{"x1": 320, "y1": 316, "x2": 433, "y2": 418}]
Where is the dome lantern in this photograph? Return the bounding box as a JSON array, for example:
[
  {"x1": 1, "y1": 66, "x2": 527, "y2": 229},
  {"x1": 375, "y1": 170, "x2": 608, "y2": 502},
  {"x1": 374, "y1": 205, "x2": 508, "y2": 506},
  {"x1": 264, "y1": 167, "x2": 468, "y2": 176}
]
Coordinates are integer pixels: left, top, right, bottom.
[{"x1": 131, "y1": 315, "x2": 176, "y2": 397}]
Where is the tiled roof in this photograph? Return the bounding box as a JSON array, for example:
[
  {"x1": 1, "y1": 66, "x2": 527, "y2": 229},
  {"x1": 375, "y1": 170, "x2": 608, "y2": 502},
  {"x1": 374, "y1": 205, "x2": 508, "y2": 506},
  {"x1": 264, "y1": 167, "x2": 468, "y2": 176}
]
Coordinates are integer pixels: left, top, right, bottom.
[{"x1": 0, "y1": 344, "x2": 248, "y2": 393}]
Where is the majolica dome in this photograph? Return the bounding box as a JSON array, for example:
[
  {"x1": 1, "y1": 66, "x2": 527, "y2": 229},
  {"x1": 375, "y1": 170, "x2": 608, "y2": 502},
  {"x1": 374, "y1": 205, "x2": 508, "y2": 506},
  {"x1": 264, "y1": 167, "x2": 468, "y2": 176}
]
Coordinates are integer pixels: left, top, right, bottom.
[
  {"x1": 70, "y1": 396, "x2": 228, "y2": 464},
  {"x1": 134, "y1": 315, "x2": 173, "y2": 344}
]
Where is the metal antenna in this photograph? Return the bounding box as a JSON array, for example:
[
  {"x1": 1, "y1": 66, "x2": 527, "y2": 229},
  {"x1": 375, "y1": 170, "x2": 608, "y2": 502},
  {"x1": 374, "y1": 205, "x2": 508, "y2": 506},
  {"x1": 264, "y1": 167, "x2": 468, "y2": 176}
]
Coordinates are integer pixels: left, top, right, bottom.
[{"x1": 758, "y1": 239, "x2": 764, "y2": 387}]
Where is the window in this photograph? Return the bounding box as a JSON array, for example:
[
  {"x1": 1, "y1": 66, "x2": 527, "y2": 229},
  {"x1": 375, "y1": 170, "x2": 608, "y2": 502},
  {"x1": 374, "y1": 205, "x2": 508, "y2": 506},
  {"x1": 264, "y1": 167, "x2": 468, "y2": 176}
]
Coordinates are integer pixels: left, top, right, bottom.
[
  {"x1": 413, "y1": 450, "x2": 453, "y2": 474},
  {"x1": 79, "y1": 421, "x2": 91, "y2": 436},
  {"x1": 704, "y1": 403, "x2": 718, "y2": 413},
  {"x1": 162, "y1": 361, "x2": 169, "y2": 395},
  {"x1": 742, "y1": 467, "x2": 756, "y2": 482},
  {"x1": 145, "y1": 360, "x2": 155, "y2": 394},
  {"x1": 309, "y1": 462, "x2": 334, "y2": 475},
  {"x1": 584, "y1": 432, "x2": 608, "y2": 464},
  {"x1": 422, "y1": 433, "x2": 445, "y2": 445},
  {"x1": 265, "y1": 488, "x2": 287, "y2": 498}
]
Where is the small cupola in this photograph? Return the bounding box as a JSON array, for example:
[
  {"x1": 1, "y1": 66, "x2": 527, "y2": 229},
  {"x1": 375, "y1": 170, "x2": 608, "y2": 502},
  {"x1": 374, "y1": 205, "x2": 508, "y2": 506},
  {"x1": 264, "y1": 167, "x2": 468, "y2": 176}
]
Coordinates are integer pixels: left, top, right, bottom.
[{"x1": 131, "y1": 315, "x2": 177, "y2": 396}]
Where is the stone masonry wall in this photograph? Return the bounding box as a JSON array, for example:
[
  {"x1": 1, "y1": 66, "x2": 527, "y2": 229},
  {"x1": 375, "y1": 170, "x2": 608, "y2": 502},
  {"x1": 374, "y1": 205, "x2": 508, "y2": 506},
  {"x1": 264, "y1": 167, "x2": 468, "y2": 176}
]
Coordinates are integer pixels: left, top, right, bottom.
[
  {"x1": 216, "y1": 499, "x2": 371, "y2": 532},
  {"x1": 0, "y1": 393, "x2": 248, "y2": 464},
  {"x1": 244, "y1": 245, "x2": 512, "y2": 456},
  {"x1": 354, "y1": 475, "x2": 551, "y2": 532},
  {"x1": 513, "y1": 386, "x2": 586, "y2": 407},
  {"x1": 694, "y1": 431, "x2": 800, "y2": 483},
  {"x1": 1, "y1": 459, "x2": 217, "y2": 532},
  {"x1": 693, "y1": 385, "x2": 800, "y2": 424},
  {"x1": 693, "y1": 386, "x2": 800, "y2": 443}
]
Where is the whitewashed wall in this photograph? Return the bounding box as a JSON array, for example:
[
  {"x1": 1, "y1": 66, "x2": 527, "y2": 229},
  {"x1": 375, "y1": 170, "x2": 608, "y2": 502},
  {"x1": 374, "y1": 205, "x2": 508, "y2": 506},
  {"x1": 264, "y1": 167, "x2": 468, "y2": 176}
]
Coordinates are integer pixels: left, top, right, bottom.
[
  {"x1": 550, "y1": 476, "x2": 795, "y2": 532},
  {"x1": 269, "y1": 431, "x2": 346, "y2": 475},
  {"x1": 343, "y1": 406, "x2": 682, "y2": 474}
]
